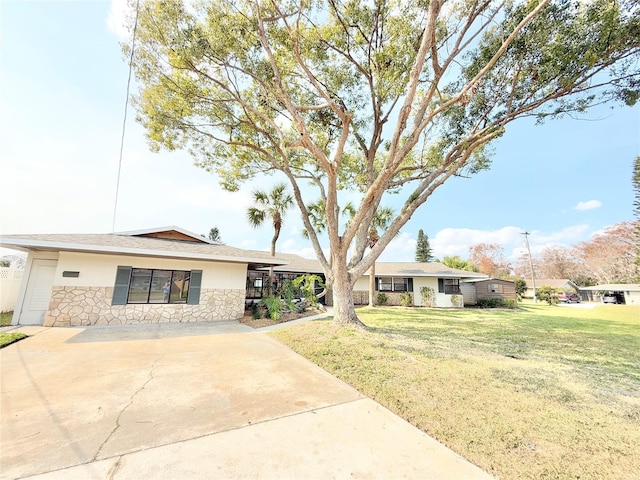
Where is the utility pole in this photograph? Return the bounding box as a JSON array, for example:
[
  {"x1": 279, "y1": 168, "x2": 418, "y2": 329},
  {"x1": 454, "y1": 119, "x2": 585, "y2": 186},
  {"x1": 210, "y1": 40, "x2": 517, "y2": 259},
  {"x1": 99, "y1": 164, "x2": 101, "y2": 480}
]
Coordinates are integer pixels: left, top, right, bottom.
[{"x1": 522, "y1": 231, "x2": 537, "y2": 303}]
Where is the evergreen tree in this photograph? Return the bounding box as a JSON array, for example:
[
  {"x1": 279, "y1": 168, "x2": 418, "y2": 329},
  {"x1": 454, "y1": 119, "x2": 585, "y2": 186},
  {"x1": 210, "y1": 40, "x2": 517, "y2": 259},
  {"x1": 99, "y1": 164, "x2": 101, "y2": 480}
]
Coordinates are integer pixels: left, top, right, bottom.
[{"x1": 415, "y1": 229, "x2": 434, "y2": 262}]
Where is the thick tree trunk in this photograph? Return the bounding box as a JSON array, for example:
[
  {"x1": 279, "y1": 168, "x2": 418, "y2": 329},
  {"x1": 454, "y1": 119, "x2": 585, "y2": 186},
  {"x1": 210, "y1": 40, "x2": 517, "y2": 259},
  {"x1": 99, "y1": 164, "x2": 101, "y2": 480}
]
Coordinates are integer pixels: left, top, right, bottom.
[
  {"x1": 368, "y1": 262, "x2": 376, "y2": 307},
  {"x1": 331, "y1": 261, "x2": 366, "y2": 327}
]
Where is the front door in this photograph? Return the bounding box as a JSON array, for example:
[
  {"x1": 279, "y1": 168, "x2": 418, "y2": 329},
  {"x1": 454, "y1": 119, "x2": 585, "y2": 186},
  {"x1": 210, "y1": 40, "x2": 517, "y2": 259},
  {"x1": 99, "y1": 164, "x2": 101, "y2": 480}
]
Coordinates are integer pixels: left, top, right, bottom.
[{"x1": 20, "y1": 259, "x2": 57, "y2": 325}]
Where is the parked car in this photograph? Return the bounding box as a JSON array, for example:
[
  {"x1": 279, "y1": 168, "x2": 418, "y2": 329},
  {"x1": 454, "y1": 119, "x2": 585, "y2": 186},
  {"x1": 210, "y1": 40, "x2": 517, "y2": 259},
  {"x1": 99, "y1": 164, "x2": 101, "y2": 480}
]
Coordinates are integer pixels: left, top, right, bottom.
[
  {"x1": 557, "y1": 291, "x2": 581, "y2": 303},
  {"x1": 602, "y1": 293, "x2": 624, "y2": 304}
]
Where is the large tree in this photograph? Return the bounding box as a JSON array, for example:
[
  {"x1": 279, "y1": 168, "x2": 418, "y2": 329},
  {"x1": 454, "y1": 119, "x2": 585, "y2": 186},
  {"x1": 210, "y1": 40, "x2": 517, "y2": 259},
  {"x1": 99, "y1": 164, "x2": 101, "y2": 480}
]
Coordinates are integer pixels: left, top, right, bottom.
[
  {"x1": 128, "y1": 0, "x2": 640, "y2": 325},
  {"x1": 537, "y1": 245, "x2": 580, "y2": 279},
  {"x1": 469, "y1": 242, "x2": 510, "y2": 277},
  {"x1": 573, "y1": 221, "x2": 638, "y2": 284}
]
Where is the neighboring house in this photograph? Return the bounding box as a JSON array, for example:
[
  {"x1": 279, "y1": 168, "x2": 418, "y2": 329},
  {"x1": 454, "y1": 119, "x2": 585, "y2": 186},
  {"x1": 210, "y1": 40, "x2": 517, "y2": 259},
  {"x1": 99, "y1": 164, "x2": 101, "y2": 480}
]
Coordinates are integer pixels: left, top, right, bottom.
[
  {"x1": 580, "y1": 284, "x2": 640, "y2": 305},
  {"x1": 0, "y1": 227, "x2": 285, "y2": 327},
  {"x1": 248, "y1": 255, "x2": 488, "y2": 308},
  {"x1": 460, "y1": 278, "x2": 517, "y2": 306},
  {"x1": 354, "y1": 262, "x2": 488, "y2": 307},
  {"x1": 525, "y1": 278, "x2": 581, "y2": 299}
]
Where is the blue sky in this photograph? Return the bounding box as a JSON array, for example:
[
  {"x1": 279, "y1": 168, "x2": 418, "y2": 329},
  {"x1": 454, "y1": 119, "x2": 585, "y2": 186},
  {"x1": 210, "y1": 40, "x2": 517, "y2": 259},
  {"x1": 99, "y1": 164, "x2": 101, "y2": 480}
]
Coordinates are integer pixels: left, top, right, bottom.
[{"x1": 1, "y1": 1, "x2": 638, "y2": 264}]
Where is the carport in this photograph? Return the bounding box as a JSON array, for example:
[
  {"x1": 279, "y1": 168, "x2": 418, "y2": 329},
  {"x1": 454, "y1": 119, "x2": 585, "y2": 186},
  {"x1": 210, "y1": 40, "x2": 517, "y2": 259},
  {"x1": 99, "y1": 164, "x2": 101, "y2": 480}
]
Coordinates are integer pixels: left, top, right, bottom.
[{"x1": 580, "y1": 283, "x2": 640, "y2": 305}]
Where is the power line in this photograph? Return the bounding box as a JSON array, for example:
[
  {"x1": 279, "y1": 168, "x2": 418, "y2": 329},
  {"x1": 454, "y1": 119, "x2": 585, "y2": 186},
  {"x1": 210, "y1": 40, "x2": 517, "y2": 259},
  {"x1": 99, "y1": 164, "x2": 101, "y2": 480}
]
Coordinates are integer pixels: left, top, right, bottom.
[
  {"x1": 112, "y1": 0, "x2": 141, "y2": 233},
  {"x1": 521, "y1": 231, "x2": 537, "y2": 303}
]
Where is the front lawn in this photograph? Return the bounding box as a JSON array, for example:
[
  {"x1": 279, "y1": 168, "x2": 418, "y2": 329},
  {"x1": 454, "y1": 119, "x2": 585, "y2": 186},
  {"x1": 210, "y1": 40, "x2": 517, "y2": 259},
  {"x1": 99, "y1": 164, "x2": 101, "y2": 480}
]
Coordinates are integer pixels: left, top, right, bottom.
[{"x1": 269, "y1": 304, "x2": 640, "y2": 480}]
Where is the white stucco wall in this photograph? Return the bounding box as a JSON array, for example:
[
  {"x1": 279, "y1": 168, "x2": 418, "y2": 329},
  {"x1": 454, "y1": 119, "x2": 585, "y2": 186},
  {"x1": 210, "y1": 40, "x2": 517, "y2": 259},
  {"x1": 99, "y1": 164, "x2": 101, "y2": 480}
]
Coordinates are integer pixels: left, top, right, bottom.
[
  {"x1": 353, "y1": 277, "x2": 369, "y2": 291},
  {"x1": 13, "y1": 251, "x2": 251, "y2": 326},
  {"x1": 412, "y1": 277, "x2": 459, "y2": 308},
  {"x1": 354, "y1": 275, "x2": 458, "y2": 308},
  {"x1": 624, "y1": 290, "x2": 640, "y2": 305},
  {"x1": 54, "y1": 252, "x2": 248, "y2": 290}
]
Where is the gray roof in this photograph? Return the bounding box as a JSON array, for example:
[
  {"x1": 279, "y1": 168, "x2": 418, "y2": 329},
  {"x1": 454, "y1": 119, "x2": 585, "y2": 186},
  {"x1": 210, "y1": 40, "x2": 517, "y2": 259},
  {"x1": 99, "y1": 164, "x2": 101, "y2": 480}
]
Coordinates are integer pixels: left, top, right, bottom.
[
  {"x1": 580, "y1": 284, "x2": 640, "y2": 292},
  {"x1": 266, "y1": 256, "x2": 489, "y2": 279},
  {"x1": 531, "y1": 279, "x2": 577, "y2": 289},
  {"x1": 0, "y1": 230, "x2": 285, "y2": 268},
  {"x1": 267, "y1": 253, "x2": 324, "y2": 274},
  {"x1": 370, "y1": 262, "x2": 488, "y2": 279},
  {"x1": 462, "y1": 277, "x2": 513, "y2": 284}
]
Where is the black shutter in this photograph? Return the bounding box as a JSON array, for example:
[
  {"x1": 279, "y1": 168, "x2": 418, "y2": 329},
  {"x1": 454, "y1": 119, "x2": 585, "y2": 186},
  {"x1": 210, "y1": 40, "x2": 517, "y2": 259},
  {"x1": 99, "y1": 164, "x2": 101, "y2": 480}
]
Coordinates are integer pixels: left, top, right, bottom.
[
  {"x1": 438, "y1": 278, "x2": 444, "y2": 293},
  {"x1": 374, "y1": 277, "x2": 379, "y2": 291},
  {"x1": 407, "y1": 278, "x2": 413, "y2": 292},
  {"x1": 112, "y1": 266, "x2": 132, "y2": 305},
  {"x1": 187, "y1": 270, "x2": 202, "y2": 305}
]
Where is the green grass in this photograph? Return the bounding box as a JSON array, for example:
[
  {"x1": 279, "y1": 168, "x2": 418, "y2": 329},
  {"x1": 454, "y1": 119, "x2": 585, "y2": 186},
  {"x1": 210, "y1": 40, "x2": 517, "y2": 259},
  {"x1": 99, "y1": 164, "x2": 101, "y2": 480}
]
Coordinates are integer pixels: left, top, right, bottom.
[
  {"x1": 270, "y1": 304, "x2": 640, "y2": 480},
  {"x1": 0, "y1": 332, "x2": 27, "y2": 348},
  {"x1": 0, "y1": 311, "x2": 28, "y2": 348}
]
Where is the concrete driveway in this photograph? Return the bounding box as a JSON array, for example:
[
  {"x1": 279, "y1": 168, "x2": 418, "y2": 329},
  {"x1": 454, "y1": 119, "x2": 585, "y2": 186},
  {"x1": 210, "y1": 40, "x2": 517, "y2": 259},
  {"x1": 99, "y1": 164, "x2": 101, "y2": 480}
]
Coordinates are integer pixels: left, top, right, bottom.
[{"x1": 1, "y1": 322, "x2": 493, "y2": 480}]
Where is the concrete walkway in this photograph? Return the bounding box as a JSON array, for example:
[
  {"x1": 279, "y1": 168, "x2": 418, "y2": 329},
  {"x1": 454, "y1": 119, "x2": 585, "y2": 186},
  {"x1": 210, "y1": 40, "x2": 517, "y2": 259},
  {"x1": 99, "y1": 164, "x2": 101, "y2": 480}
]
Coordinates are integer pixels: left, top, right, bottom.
[{"x1": 1, "y1": 321, "x2": 493, "y2": 480}]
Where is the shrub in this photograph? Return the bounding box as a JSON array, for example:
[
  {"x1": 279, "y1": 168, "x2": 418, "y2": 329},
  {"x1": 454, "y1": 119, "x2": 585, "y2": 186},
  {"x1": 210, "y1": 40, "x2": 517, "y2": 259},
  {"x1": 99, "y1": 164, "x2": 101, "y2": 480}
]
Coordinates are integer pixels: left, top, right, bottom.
[
  {"x1": 260, "y1": 296, "x2": 283, "y2": 321},
  {"x1": 451, "y1": 294, "x2": 463, "y2": 308},
  {"x1": 279, "y1": 279, "x2": 297, "y2": 312},
  {"x1": 477, "y1": 298, "x2": 517, "y2": 309},
  {"x1": 293, "y1": 274, "x2": 326, "y2": 308},
  {"x1": 400, "y1": 292, "x2": 412, "y2": 307},
  {"x1": 377, "y1": 293, "x2": 388, "y2": 305},
  {"x1": 536, "y1": 286, "x2": 563, "y2": 305},
  {"x1": 420, "y1": 287, "x2": 436, "y2": 307},
  {"x1": 250, "y1": 303, "x2": 262, "y2": 319}
]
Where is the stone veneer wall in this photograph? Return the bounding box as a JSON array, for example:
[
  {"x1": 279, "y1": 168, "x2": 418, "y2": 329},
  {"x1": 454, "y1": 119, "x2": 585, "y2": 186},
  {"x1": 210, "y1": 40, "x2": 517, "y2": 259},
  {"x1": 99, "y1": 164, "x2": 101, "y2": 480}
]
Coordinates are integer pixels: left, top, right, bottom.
[
  {"x1": 352, "y1": 290, "x2": 411, "y2": 306},
  {"x1": 44, "y1": 286, "x2": 245, "y2": 327}
]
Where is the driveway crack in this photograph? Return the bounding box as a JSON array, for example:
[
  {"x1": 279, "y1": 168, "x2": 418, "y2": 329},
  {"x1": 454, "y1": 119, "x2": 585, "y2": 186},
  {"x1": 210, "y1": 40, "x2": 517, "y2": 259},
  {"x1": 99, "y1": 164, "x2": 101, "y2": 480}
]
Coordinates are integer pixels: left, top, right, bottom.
[{"x1": 92, "y1": 356, "x2": 162, "y2": 461}]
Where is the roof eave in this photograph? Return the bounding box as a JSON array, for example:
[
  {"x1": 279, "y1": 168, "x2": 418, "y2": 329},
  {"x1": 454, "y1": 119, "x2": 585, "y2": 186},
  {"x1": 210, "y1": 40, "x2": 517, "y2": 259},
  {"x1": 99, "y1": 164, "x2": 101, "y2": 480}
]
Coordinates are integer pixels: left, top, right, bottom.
[{"x1": 0, "y1": 238, "x2": 287, "y2": 266}]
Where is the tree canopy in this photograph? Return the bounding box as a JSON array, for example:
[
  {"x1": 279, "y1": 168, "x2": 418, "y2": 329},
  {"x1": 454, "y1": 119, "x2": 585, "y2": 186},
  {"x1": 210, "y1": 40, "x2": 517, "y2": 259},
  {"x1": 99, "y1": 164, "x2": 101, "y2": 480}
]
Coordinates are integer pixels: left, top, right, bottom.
[{"x1": 127, "y1": 0, "x2": 640, "y2": 325}]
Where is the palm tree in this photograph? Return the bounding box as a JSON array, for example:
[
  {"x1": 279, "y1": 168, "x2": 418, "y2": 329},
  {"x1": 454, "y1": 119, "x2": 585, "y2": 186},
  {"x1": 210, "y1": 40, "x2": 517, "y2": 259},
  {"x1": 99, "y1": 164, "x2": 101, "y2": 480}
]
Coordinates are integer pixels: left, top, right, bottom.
[
  {"x1": 207, "y1": 226, "x2": 222, "y2": 243},
  {"x1": 367, "y1": 207, "x2": 394, "y2": 307},
  {"x1": 247, "y1": 182, "x2": 294, "y2": 265}
]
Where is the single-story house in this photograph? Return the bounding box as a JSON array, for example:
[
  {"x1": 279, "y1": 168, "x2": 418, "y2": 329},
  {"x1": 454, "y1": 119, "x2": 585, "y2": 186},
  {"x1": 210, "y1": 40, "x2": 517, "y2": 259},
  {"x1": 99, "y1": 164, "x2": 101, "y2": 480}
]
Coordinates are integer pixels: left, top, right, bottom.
[
  {"x1": 249, "y1": 256, "x2": 488, "y2": 307},
  {"x1": 460, "y1": 278, "x2": 517, "y2": 306},
  {"x1": 1, "y1": 226, "x2": 491, "y2": 327},
  {"x1": 353, "y1": 262, "x2": 488, "y2": 307},
  {"x1": 579, "y1": 284, "x2": 640, "y2": 305},
  {"x1": 0, "y1": 227, "x2": 285, "y2": 327},
  {"x1": 524, "y1": 278, "x2": 581, "y2": 299}
]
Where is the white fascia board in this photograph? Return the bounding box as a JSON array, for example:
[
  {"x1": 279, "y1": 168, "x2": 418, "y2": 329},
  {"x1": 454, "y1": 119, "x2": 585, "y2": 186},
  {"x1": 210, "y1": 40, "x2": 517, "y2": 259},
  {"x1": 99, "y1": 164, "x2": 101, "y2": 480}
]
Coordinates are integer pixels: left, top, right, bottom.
[{"x1": 0, "y1": 238, "x2": 287, "y2": 266}]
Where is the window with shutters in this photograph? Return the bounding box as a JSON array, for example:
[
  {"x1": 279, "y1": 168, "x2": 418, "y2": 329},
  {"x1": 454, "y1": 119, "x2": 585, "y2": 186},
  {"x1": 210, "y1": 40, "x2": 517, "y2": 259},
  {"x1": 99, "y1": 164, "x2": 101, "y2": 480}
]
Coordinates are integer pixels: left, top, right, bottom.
[
  {"x1": 376, "y1": 277, "x2": 412, "y2": 292},
  {"x1": 112, "y1": 267, "x2": 200, "y2": 305}
]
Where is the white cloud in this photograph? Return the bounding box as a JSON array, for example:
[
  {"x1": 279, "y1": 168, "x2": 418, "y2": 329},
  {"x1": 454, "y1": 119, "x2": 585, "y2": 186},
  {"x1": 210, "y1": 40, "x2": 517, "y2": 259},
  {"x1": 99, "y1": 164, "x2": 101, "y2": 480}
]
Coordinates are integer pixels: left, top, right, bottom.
[
  {"x1": 575, "y1": 200, "x2": 602, "y2": 211},
  {"x1": 378, "y1": 232, "x2": 417, "y2": 262},
  {"x1": 431, "y1": 226, "x2": 524, "y2": 259},
  {"x1": 107, "y1": 0, "x2": 130, "y2": 40}
]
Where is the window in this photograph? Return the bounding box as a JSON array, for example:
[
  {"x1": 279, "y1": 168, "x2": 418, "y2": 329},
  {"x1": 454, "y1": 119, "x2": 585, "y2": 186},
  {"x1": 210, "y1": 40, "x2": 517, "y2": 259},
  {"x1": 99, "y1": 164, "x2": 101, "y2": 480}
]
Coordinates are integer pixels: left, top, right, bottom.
[
  {"x1": 112, "y1": 267, "x2": 200, "y2": 305},
  {"x1": 379, "y1": 277, "x2": 393, "y2": 291},
  {"x1": 376, "y1": 277, "x2": 413, "y2": 292},
  {"x1": 489, "y1": 283, "x2": 503, "y2": 293},
  {"x1": 438, "y1": 278, "x2": 460, "y2": 294}
]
